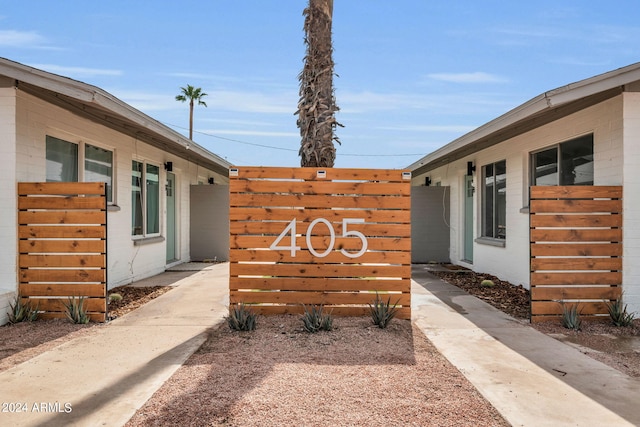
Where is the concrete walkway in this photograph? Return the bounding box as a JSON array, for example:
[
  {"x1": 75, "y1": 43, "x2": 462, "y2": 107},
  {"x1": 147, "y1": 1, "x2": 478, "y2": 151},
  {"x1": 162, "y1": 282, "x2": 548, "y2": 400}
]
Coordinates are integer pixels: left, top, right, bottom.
[
  {"x1": 0, "y1": 262, "x2": 229, "y2": 427},
  {"x1": 1, "y1": 262, "x2": 639, "y2": 426},
  {"x1": 412, "y1": 265, "x2": 640, "y2": 427}
]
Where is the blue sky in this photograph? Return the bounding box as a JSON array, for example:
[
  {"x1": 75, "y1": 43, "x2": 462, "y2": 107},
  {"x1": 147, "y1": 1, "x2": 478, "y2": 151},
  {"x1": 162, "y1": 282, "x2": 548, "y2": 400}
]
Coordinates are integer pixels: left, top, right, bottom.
[{"x1": 1, "y1": 1, "x2": 639, "y2": 169}]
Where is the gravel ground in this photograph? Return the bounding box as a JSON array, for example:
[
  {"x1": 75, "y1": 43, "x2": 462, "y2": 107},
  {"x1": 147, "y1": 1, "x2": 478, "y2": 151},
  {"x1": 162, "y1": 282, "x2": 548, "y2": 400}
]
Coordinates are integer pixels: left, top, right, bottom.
[
  {"x1": 125, "y1": 315, "x2": 509, "y2": 427},
  {"x1": 1, "y1": 272, "x2": 639, "y2": 425}
]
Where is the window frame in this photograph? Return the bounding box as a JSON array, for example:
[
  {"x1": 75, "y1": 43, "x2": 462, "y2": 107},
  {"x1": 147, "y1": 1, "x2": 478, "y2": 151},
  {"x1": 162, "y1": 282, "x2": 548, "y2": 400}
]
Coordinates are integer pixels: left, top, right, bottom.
[
  {"x1": 131, "y1": 159, "x2": 161, "y2": 238},
  {"x1": 45, "y1": 135, "x2": 116, "y2": 204},
  {"x1": 530, "y1": 134, "x2": 594, "y2": 187},
  {"x1": 481, "y1": 160, "x2": 506, "y2": 240}
]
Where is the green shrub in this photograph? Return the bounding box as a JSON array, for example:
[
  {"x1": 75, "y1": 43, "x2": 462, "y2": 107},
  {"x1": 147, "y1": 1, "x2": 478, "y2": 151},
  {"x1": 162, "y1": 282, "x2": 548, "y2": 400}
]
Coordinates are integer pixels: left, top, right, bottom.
[
  {"x1": 7, "y1": 294, "x2": 39, "y2": 324},
  {"x1": 560, "y1": 303, "x2": 582, "y2": 330},
  {"x1": 301, "y1": 304, "x2": 333, "y2": 333},
  {"x1": 369, "y1": 293, "x2": 400, "y2": 329},
  {"x1": 226, "y1": 303, "x2": 257, "y2": 331},
  {"x1": 63, "y1": 296, "x2": 90, "y2": 324},
  {"x1": 480, "y1": 279, "x2": 495, "y2": 287},
  {"x1": 607, "y1": 297, "x2": 636, "y2": 327}
]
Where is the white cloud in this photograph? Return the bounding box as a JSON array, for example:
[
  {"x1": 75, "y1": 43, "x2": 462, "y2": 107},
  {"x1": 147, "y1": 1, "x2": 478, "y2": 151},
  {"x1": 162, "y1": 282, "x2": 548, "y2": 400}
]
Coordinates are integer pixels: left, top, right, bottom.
[
  {"x1": 0, "y1": 29, "x2": 57, "y2": 49},
  {"x1": 427, "y1": 72, "x2": 507, "y2": 84},
  {"x1": 112, "y1": 91, "x2": 174, "y2": 111},
  {"x1": 32, "y1": 64, "x2": 123, "y2": 78},
  {"x1": 376, "y1": 124, "x2": 476, "y2": 133},
  {"x1": 200, "y1": 129, "x2": 298, "y2": 138}
]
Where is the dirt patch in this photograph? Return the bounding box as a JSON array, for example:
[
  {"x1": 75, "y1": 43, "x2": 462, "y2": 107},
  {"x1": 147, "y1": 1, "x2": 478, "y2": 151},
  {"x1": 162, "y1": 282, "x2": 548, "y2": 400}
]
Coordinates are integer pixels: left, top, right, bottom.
[{"x1": 0, "y1": 285, "x2": 171, "y2": 372}]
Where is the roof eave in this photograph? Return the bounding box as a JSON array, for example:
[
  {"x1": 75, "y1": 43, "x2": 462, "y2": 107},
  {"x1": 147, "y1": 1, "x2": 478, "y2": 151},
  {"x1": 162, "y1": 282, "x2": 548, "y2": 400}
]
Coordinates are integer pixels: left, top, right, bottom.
[{"x1": 409, "y1": 62, "x2": 640, "y2": 176}]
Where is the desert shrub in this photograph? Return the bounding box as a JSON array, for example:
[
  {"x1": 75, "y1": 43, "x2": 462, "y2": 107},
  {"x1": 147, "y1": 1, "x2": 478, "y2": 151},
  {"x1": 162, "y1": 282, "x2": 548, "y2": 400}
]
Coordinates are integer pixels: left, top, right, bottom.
[
  {"x1": 369, "y1": 293, "x2": 400, "y2": 329},
  {"x1": 226, "y1": 303, "x2": 257, "y2": 331},
  {"x1": 480, "y1": 279, "x2": 495, "y2": 287},
  {"x1": 301, "y1": 304, "x2": 333, "y2": 333},
  {"x1": 63, "y1": 296, "x2": 90, "y2": 324},
  {"x1": 7, "y1": 294, "x2": 39, "y2": 324}
]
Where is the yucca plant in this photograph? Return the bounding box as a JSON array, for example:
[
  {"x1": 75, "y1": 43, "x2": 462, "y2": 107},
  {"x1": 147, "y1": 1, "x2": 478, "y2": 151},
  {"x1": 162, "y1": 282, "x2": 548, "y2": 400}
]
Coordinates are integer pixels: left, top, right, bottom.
[
  {"x1": 226, "y1": 303, "x2": 257, "y2": 331},
  {"x1": 369, "y1": 292, "x2": 400, "y2": 329},
  {"x1": 63, "y1": 296, "x2": 90, "y2": 324},
  {"x1": 301, "y1": 304, "x2": 333, "y2": 333},
  {"x1": 7, "y1": 294, "x2": 39, "y2": 324},
  {"x1": 607, "y1": 297, "x2": 636, "y2": 327},
  {"x1": 560, "y1": 302, "x2": 582, "y2": 330}
]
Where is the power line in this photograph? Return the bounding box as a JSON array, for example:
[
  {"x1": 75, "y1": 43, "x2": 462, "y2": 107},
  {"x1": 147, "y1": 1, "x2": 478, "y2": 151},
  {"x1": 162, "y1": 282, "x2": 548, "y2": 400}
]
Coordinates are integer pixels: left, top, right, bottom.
[{"x1": 164, "y1": 122, "x2": 426, "y2": 158}]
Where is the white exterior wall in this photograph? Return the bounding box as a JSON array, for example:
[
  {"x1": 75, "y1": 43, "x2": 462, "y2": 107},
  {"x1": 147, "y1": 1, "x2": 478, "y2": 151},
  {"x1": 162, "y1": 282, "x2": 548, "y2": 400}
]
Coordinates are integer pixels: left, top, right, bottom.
[
  {"x1": 623, "y1": 92, "x2": 640, "y2": 314},
  {"x1": 413, "y1": 96, "x2": 625, "y2": 290},
  {"x1": 12, "y1": 90, "x2": 227, "y2": 296},
  {"x1": 0, "y1": 79, "x2": 17, "y2": 325}
]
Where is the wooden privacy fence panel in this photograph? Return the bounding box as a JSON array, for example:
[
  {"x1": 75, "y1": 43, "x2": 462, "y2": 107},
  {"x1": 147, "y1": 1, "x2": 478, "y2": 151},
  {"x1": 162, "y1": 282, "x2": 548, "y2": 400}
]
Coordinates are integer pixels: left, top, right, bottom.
[
  {"x1": 18, "y1": 182, "x2": 107, "y2": 322},
  {"x1": 229, "y1": 167, "x2": 412, "y2": 318},
  {"x1": 530, "y1": 186, "x2": 622, "y2": 322}
]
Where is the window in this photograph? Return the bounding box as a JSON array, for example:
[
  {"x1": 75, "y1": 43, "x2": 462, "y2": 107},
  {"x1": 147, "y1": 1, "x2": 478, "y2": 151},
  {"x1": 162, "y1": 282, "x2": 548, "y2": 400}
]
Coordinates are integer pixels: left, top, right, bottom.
[
  {"x1": 85, "y1": 144, "x2": 113, "y2": 202},
  {"x1": 482, "y1": 160, "x2": 506, "y2": 239},
  {"x1": 45, "y1": 136, "x2": 114, "y2": 203},
  {"x1": 531, "y1": 134, "x2": 593, "y2": 186},
  {"x1": 132, "y1": 161, "x2": 160, "y2": 236}
]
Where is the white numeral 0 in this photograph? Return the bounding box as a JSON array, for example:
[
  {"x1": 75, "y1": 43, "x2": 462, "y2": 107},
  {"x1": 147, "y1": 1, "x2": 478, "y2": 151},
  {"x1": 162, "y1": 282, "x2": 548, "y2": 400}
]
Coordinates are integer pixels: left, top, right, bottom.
[{"x1": 269, "y1": 218, "x2": 368, "y2": 258}]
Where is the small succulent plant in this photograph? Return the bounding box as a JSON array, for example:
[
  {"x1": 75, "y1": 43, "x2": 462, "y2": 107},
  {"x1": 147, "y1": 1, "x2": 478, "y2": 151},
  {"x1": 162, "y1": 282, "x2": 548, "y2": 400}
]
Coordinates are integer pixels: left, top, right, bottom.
[
  {"x1": 226, "y1": 303, "x2": 257, "y2": 331},
  {"x1": 63, "y1": 296, "x2": 90, "y2": 324},
  {"x1": 108, "y1": 293, "x2": 123, "y2": 304},
  {"x1": 7, "y1": 294, "x2": 39, "y2": 324},
  {"x1": 560, "y1": 303, "x2": 582, "y2": 330},
  {"x1": 369, "y1": 292, "x2": 400, "y2": 329},
  {"x1": 607, "y1": 297, "x2": 636, "y2": 327},
  {"x1": 480, "y1": 279, "x2": 495, "y2": 287},
  {"x1": 301, "y1": 304, "x2": 333, "y2": 333}
]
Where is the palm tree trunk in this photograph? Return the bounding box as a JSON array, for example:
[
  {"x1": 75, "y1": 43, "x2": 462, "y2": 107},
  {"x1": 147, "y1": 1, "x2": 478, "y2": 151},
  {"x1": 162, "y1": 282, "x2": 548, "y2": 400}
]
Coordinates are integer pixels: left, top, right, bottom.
[
  {"x1": 189, "y1": 99, "x2": 194, "y2": 140},
  {"x1": 297, "y1": 0, "x2": 341, "y2": 167}
]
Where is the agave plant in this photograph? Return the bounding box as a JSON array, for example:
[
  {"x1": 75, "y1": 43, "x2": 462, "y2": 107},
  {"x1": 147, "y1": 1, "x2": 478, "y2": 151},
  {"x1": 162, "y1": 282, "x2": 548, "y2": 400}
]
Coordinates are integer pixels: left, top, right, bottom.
[
  {"x1": 607, "y1": 297, "x2": 636, "y2": 327},
  {"x1": 560, "y1": 302, "x2": 582, "y2": 330},
  {"x1": 226, "y1": 303, "x2": 257, "y2": 331},
  {"x1": 369, "y1": 293, "x2": 400, "y2": 329},
  {"x1": 7, "y1": 294, "x2": 39, "y2": 324},
  {"x1": 301, "y1": 304, "x2": 333, "y2": 333},
  {"x1": 63, "y1": 296, "x2": 90, "y2": 324}
]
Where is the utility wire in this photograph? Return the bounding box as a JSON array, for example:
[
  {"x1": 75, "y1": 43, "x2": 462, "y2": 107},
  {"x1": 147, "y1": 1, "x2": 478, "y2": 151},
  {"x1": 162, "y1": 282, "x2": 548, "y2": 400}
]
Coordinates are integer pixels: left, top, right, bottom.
[{"x1": 164, "y1": 122, "x2": 425, "y2": 158}]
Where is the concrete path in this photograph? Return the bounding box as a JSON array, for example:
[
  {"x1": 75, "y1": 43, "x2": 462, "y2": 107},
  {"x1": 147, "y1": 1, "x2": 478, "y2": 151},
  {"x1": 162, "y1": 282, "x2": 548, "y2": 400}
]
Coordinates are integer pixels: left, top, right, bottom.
[
  {"x1": 1, "y1": 262, "x2": 639, "y2": 426},
  {"x1": 0, "y1": 262, "x2": 229, "y2": 427},
  {"x1": 412, "y1": 265, "x2": 640, "y2": 427}
]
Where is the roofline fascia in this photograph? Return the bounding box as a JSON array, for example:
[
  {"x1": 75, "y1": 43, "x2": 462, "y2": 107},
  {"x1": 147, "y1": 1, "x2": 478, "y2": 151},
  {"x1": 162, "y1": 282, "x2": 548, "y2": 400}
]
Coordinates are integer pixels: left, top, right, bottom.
[
  {"x1": 409, "y1": 62, "x2": 640, "y2": 175},
  {"x1": 0, "y1": 58, "x2": 232, "y2": 172}
]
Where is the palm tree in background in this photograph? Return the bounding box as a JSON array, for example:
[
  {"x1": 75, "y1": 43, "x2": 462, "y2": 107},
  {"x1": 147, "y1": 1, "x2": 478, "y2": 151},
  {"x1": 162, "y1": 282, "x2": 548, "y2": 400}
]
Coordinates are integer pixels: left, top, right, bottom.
[
  {"x1": 296, "y1": 0, "x2": 342, "y2": 167},
  {"x1": 175, "y1": 85, "x2": 208, "y2": 140}
]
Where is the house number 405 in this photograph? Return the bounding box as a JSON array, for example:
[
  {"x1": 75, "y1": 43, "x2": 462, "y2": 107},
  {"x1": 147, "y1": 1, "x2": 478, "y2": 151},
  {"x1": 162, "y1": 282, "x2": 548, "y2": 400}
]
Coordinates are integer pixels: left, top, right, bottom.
[{"x1": 269, "y1": 218, "x2": 368, "y2": 258}]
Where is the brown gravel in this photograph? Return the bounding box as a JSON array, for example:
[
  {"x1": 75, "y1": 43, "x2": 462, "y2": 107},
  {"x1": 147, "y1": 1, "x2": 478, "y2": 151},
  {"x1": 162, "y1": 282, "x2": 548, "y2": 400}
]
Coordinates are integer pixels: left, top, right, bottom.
[{"x1": 125, "y1": 315, "x2": 509, "y2": 427}]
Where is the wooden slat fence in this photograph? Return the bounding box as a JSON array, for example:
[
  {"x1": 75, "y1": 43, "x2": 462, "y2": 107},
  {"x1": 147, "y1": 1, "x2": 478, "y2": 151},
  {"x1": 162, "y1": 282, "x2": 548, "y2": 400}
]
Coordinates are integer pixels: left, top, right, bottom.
[
  {"x1": 18, "y1": 182, "x2": 107, "y2": 322},
  {"x1": 229, "y1": 167, "x2": 412, "y2": 318},
  {"x1": 530, "y1": 185, "x2": 622, "y2": 322}
]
